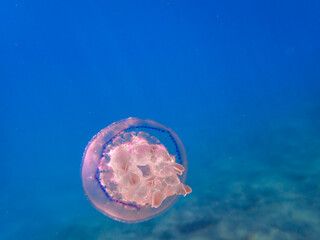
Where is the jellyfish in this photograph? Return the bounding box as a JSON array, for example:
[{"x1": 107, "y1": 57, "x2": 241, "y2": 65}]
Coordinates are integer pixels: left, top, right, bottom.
[{"x1": 81, "y1": 117, "x2": 192, "y2": 223}]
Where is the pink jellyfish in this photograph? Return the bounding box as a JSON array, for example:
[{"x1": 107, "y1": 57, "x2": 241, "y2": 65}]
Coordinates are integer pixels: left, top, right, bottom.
[{"x1": 81, "y1": 118, "x2": 192, "y2": 223}]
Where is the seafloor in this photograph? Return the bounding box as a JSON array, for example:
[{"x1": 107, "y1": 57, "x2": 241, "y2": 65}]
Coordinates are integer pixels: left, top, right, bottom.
[{"x1": 2, "y1": 111, "x2": 320, "y2": 240}]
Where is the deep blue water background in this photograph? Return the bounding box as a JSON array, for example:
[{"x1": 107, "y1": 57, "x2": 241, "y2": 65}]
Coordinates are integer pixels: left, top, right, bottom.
[{"x1": 1, "y1": 1, "x2": 320, "y2": 239}]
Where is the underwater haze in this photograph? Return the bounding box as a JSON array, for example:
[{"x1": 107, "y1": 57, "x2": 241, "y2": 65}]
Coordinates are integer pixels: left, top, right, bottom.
[{"x1": 1, "y1": 0, "x2": 320, "y2": 239}]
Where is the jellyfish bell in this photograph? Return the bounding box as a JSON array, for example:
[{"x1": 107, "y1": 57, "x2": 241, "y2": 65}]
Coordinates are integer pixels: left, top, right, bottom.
[{"x1": 81, "y1": 117, "x2": 192, "y2": 223}]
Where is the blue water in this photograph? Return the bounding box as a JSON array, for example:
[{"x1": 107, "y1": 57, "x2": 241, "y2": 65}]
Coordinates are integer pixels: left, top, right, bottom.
[{"x1": 1, "y1": 1, "x2": 320, "y2": 239}]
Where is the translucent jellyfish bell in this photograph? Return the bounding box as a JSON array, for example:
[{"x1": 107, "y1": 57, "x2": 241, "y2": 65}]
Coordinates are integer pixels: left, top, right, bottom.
[{"x1": 81, "y1": 117, "x2": 192, "y2": 223}]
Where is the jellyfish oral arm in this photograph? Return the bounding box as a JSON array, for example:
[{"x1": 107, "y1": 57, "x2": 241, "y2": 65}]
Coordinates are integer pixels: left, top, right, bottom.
[{"x1": 101, "y1": 134, "x2": 192, "y2": 208}]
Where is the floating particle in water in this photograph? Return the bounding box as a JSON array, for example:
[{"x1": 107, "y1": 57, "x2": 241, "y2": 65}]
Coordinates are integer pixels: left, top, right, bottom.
[{"x1": 81, "y1": 117, "x2": 192, "y2": 223}]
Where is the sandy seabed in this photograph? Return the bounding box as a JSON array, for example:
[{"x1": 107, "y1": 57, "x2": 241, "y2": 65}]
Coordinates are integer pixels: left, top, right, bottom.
[{"x1": 2, "y1": 117, "x2": 320, "y2": 240}]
